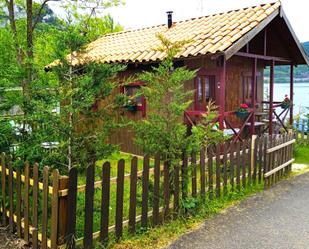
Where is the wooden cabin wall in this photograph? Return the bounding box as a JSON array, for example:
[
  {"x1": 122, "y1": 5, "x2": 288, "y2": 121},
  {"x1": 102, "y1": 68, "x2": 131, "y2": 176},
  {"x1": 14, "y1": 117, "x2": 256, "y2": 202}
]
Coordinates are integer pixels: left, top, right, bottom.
[
  {"x1": 108, "y1": 56, "x2": 265, "y2": 155},
  {"x1": 226, "y1": 56, "x2": 264, "y2": 126},
  {"x1": 108, "y1": 67, "x2": 145, "y2": 155}
]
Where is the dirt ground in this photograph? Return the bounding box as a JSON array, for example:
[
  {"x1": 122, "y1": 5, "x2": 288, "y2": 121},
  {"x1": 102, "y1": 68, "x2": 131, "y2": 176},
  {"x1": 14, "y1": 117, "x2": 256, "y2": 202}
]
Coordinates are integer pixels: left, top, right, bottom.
[{"x1": 0, "y1": 225, "x2": 28, "y2": 249}]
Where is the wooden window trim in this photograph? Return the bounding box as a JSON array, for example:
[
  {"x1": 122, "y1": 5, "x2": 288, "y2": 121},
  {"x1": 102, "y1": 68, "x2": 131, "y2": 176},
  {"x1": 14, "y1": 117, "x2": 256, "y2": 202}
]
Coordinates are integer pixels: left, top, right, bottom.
[{"x1": 194, "y1": 68, "x2": 219, "y2": 111}]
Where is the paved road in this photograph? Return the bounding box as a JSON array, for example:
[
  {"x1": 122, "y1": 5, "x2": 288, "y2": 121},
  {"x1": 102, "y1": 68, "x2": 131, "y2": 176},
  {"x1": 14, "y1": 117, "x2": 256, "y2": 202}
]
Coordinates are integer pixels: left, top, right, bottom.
[{"x1": 168, "y1": 172, "x2": 309, "y2": 249}]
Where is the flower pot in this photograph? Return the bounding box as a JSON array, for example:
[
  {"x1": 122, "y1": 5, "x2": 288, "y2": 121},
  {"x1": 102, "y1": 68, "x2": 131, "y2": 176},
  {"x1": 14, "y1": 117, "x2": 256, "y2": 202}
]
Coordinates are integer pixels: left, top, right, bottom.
[
  {"x1": 125, "y1": 105, "x2": 137, "y2": 112},
  {"x1": 281, "y1": 103, "x2": 290, "y2": 109},
  {"x1": 235, "y1": 111, "x2": 249, "y2": 119}
]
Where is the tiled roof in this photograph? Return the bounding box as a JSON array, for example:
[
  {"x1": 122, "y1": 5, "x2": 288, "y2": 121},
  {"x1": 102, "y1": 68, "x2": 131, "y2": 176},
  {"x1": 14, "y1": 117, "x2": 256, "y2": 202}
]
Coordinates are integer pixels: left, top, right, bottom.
[{"x1": 68, "y1": 1, "x2": 281, "y2": 65}]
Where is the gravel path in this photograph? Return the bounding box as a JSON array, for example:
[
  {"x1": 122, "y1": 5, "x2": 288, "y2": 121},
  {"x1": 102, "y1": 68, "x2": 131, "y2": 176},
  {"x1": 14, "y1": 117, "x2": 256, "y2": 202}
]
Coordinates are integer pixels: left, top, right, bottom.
[{"x1": 168, "y1": 172, "x2": 309, "y2": 249}]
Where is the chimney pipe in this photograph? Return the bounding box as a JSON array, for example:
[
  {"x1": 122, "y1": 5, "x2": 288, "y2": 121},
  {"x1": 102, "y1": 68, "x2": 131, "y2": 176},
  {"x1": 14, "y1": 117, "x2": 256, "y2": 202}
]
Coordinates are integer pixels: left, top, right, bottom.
[{"x1": 166, "y1": 11, "x2": 173, "y2": 28}]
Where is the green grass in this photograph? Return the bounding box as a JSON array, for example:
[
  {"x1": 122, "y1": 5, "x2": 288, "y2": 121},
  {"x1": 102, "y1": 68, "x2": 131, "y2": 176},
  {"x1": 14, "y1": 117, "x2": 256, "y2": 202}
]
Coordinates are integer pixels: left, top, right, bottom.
[
  {"x1": 77, "y1": 152, "x2": 154, "y2": 185},
  {"x1": 74, "y1": 152, "x2": 156, "y2": 239},
  {"x1": 93, "y1": 183, "x2": 264, "y2": 249},
  {"x1": 294, "y1": 145, "x2": 309, "y2": 165}
]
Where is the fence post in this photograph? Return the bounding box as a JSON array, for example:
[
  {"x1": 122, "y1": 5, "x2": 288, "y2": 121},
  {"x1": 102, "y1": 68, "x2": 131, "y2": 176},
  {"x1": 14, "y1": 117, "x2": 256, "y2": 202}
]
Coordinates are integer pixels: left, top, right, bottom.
[
  {"x1": 1, "y1": 153, "x2": 6, "y2": 225},
  {"x1": 58, "y1": 176, "x2": 69, "y2": 246},
  {"x1": 251, "y1": 135, "x2": 257, "y2": 172}
]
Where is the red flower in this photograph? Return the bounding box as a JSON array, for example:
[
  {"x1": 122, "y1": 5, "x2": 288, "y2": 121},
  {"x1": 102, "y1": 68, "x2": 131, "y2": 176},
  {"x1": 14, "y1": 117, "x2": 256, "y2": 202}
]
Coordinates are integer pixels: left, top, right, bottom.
[{"x1": 240, "y1": 103, "x2": 248, "y2": 109}]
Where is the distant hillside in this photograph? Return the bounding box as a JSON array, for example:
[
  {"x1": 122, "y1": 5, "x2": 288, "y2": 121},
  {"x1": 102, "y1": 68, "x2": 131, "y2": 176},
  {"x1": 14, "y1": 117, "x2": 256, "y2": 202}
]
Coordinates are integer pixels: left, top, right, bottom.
[
  {"x1": 264, "y1": 42, "x2": 309, "y2": 83},
  {"x1": 303, "y1": 41, "x2": 309, "y2": 54}
]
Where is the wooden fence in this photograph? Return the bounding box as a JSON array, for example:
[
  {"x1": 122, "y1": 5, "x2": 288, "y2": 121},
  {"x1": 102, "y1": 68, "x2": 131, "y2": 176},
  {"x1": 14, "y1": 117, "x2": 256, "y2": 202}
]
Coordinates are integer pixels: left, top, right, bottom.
[{"x1": 0, "y1": 133, "x2": 295, "y2": 248}]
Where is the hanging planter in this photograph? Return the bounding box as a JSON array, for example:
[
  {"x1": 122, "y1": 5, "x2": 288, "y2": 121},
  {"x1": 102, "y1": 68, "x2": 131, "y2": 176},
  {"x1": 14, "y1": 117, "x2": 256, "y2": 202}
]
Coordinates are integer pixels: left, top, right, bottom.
[
  {"x1": 235, "y1": 111, "x2": 249, "y2": 119},
  {"x1": 281, "y1": 94, "x2": 291, "y2": 109},
  {"x1": 124, "y1": 97, "x2": 138, "y2": 113},
  {"x1": 125, "y1": 105, "x2": 137, "y2": 112},
  {"x1": 235, "y1": 103, "x2": 249, "y2": 119}
]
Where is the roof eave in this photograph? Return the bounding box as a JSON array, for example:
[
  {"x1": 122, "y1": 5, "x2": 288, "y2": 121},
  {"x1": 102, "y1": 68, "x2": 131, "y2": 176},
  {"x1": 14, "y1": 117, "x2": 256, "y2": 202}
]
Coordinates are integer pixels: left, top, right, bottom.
[{"x1": 224, "y1": 6, "x2": 280, "y2": 60}]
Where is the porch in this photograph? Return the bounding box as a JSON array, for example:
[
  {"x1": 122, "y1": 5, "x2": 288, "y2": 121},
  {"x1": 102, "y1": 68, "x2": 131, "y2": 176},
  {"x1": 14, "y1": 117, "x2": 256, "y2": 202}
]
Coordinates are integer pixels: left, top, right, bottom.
[{"x1": 184, "y1": 26, "x2": 297, "y2": 142}]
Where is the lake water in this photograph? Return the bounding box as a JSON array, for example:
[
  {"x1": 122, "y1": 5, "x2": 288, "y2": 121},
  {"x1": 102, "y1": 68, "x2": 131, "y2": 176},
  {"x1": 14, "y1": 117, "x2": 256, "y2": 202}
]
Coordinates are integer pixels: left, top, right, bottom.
[{"x1": 264, "y1": 83, "x2": 309, "y2": 115}]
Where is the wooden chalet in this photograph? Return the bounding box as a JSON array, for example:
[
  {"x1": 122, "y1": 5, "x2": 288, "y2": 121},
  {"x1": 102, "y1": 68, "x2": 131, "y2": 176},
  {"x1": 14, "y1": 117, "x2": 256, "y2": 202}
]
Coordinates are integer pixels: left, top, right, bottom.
[{"x1": 64, "y1": 1, "x2": 309, "y2": 154}]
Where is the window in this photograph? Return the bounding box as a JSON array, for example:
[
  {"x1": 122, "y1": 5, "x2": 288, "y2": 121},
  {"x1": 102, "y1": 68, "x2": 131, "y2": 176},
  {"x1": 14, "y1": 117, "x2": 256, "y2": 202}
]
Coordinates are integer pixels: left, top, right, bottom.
[
  {"x1": 124, "y1": 85, "x2": 143, "y2": 107},
  {"x1": 122, "y1": 82, "x2": 146, "y2": 116},
  {"x1": 195, "y1": 75, "x2": 216, "y2": 111},
  {"x1": 242, "y1": 75, "x2": 258, "y2": 104}
]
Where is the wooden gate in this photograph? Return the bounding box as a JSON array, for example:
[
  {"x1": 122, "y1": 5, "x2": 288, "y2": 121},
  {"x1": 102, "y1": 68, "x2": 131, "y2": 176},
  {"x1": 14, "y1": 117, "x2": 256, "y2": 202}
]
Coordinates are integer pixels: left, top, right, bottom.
[{"x1": 264, "y1": 133, "x2": 295, "y2": 187}]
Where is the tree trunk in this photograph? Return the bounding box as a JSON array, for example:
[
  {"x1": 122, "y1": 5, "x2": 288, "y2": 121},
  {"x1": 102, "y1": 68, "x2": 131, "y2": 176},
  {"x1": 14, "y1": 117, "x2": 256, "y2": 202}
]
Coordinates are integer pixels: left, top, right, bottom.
[
  {"x1": 25, "y1": 0, "x2": 33, "y2": 99},
  {"x1": 6, "y1": 0, "x2": 23, "y2": 66}
]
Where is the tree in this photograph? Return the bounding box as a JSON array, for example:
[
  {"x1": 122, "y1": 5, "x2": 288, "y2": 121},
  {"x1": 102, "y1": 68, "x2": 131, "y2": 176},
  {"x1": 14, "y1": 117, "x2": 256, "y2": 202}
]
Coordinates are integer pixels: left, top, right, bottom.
[
  {"x1": 134, "y1": 34, "x2": 223, "y2": 161},
  {"x1": 0, "y1": 0, "x2": 124, "y2": 171},
  {"x1": 132, "y1": 34, "x2": 225, "y2": 203}
]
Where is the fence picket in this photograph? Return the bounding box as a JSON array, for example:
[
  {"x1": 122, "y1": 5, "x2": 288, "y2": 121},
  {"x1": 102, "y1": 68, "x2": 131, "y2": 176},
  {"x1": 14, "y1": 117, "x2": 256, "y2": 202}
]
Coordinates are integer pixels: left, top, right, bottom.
[
  {"x1": 100, "y1": 162, "x2": 111, "y2": 242},
  {"x1": 181, "y1": 154, "x2": 188, "y2": 200},
  {"x1": 229, "y1": 143, "x2": 235, "y2": 192},
  {"x1": 84, "y1": 164, "x2": 95, "y2": 249},
  {"x1": 16, "y1": 167, "x2": 21, "y2": 238},
  {"x1": 223, "y1": 143, "x2": 228, "y2": 196},
  {"x1": 41, "y1": 166, "x2": 49, "y2": 249},
  {"x1": 51, "y1": 170, "x2": 60, "y2": 249},
  {"x1": 191, "y1": 152, "x2": 197, "y2": 197},
  {"x1": 129, "y1": 157, "x2": 138, "y2": 233},
  {"x1": 66, "y1": 167, "x2": 78, "y2": 249},
  {"x1": 24, "y1": 162, "x2": 30, "y2": 243},
  {"x1": 115, "y1": 159, "x2": 125, "y2": 240},
  {"x1": 263, "y1": 136, "x2": 269, "y2": 187},
  {"x1": 247, "y1": 139, "x2": 252, "y2": 185},
  {"x1": 208, "y1": 147, "x2": 213, "y2": 200},
  {"x1": 253, "y1": 137, "x2": 258, "y2": 183},
  {"x1": 141, "y1": 155, "x2": 150, "y2": 228},
  {"x1": 236, "y1": 142, "x2": 241, "y2": 191},
  {"x1": 163, "y1": 161, "x2": 170, "y2": 220},
  {"x1": 258, "y1": 135, "x2": 263, "y2": 183},
  {"x1": 200, "y1": 147, "x2": 206, "y2": 197},
  {"x1": 174, "y1": 164, "x2": 180, "y2": 215},
  {"x1": 32, "y1": 163, "x2": 39, "y2": 249},
  {"x1": 8, "y1": 156, "x2": 13, "y2": 233},
  {"x1": 153, "y1": 154, "x2": 160, "y2": 226},
  {"x1": 278, "y1": 136, "x2": 283, "y2": 180},
  {"x1": 215, "y1": 145, "x2": 221, "y2": 198},
  {"x1": 242, "y1": 141, "x2": 247, "y2": 188},
  {"x1": 1, "y1": 153, "x2": 6, "y2": 225}
]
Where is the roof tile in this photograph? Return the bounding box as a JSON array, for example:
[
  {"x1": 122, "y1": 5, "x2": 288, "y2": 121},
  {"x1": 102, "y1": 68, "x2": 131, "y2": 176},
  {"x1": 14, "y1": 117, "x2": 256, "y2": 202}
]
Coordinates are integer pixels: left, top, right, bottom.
[{"x1": 65, "y1": 2, "x2": 280, "y2": 65}]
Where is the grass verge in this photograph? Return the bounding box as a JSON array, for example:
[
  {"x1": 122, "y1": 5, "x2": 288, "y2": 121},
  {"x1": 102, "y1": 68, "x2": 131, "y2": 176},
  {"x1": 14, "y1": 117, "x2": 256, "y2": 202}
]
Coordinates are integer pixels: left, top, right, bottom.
[{"x1": 94, "y1": 183, "x2": 264, "y2": 249}]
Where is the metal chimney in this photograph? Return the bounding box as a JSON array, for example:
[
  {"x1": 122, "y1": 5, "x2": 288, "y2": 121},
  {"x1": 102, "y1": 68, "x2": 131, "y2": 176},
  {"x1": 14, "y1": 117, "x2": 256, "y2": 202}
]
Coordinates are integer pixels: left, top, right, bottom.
[{"x1": 166, "y1": 11, "x2": 173, "y2": 28}]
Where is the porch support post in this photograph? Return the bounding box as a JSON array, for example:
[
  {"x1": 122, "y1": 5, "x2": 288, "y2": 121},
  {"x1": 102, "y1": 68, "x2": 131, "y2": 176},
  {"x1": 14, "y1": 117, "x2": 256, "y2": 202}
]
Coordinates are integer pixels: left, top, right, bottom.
[
  {"x1": 250, "y1": 58, "x2": 257, "y2": 135},
  {"x1": 269, "y1": 60, "x2": 275, "y2": 135},
  {"x1": 263, "y1": 28, "x2": 267, "y2": 56},
  {"x1": 219, "y1": 56, "x2": 226, "y2": 130},
  {"x1": 290, "y1": 63, "x2": 294, "y2": 126}
]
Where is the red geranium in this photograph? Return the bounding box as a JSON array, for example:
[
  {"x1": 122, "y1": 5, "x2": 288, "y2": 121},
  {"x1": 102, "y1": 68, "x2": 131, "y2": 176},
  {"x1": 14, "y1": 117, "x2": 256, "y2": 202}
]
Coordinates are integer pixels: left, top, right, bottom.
[
  {"x1": 240, "y1": 103, "x2": 249, "y2": 109},
  {"x1": 237, "y1": 103, "x2": 249, "y2": 113}
]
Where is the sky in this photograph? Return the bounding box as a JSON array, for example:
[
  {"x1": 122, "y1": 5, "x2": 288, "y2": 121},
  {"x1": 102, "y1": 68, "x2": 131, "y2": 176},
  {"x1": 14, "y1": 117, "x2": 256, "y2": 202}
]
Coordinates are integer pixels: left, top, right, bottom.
[
  {"x1": 48, "y1": 0, "x2": 309, "y2": 42},
  {"x1": 103, "y1": 0, "x2": 309, "y2": 42}
]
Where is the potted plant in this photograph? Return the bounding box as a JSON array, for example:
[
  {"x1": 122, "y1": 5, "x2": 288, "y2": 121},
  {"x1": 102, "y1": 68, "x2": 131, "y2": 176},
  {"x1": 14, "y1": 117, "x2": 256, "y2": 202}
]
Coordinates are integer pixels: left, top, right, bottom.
[
  {"x1": 281, "y1": 94, "x2": 291, "y2": 109},
  {"x1": 235, "y1": 103, "x2": 249, "y2": 119},
  {"x1": 114, "y1": 94, "x2": 137, "y2": 112},
  {"x1": 125, "y1": 97, "x2": 137, "y2": 112}
]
